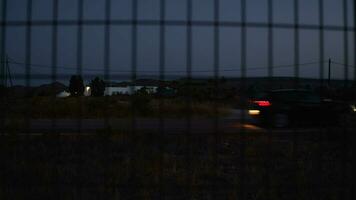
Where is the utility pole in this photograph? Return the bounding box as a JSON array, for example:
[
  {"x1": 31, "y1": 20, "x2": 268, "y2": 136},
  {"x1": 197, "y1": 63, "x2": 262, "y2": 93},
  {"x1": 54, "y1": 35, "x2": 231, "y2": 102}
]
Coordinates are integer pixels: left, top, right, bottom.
[
  {"x1": 0, "y1": 54, "x2": 4, "y2": 87},
  {"x1": 328, "y1": 58, "x2": 331, "y2": 87},
  {"x1": 6, "y1": 55, "x2": 12, "y2": 87},
  {"x1": 0, "y1": 54, "x2": 12, "y2": 87}
]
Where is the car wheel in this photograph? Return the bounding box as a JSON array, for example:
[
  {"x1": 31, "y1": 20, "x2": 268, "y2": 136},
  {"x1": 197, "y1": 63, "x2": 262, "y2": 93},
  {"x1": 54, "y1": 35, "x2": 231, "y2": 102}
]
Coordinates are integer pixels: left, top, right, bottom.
[{"x1": 273, "y1": 113, "x2": 289, "y2": 128}]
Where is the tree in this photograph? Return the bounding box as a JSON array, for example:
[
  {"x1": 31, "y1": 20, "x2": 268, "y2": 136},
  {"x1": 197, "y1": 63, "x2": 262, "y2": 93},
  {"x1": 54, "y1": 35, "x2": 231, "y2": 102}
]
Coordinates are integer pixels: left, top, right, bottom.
[
  {"x1": 69, "y1": 75, "x2": 84, "y2": 96},
  {"x1": 90, "y1": 77, "x2": 105, "y2": 97}
]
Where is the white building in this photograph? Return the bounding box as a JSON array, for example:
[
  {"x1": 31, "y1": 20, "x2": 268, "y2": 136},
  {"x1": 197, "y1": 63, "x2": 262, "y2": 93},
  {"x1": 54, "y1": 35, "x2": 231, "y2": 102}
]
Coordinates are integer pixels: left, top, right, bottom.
[
  {"x1": 56, "y1": 91, "x2": 70, "y2": 98},
  {"x1": 144, "y1": 86, "x2": 158, "y2": 94},
  {"x1": 104, "y1": 86, "x2": 158, "y2": 96},
  {"x1": 56, "y1": 85, "x2": 158, "y2": 97}
]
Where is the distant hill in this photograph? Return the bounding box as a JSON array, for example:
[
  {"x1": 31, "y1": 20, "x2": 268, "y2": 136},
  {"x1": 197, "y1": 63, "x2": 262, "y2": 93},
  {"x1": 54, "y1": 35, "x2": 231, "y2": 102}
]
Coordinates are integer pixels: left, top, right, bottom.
[
  {"x1": 177, "y1": 77, "x2": 355, "y2": 89},
  {"x1": 106, "y1": 79, "x2": 163, "y2": 87},
  {"x1": 4, "y1": 77, "x2": 355, "y2": 98},
  {"x1": 31, "y1": 82, "x2": 67, "y2": 97},
  {"x1": 6, "y1": 82, "x2": 67, "y2": 98},
  {"x1": 222, "y1": 77, "x2": 355, "y2": 90}
]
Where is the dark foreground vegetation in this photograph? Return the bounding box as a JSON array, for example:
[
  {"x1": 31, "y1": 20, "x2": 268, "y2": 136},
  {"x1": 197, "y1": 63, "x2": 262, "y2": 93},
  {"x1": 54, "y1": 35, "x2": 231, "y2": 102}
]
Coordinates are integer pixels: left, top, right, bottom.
[
  {"x1": 0, "y1": 130, "x2": 353, "y2": 199},
  {"x1": 3, "y1": 77, "x2": 356, "y2": 120},
  {"x1": 1, "y1": 77, "x2": 355, "y2": 199},
  {"x1": 4, "y1": 96, "x2": 231, "y2": 120}
]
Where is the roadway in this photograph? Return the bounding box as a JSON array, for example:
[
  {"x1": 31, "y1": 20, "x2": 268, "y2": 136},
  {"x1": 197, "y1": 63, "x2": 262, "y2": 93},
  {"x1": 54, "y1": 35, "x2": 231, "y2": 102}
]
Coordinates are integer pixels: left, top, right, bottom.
[{"x1": 18, "y1": 109, "x2": 352, "y2": 135}]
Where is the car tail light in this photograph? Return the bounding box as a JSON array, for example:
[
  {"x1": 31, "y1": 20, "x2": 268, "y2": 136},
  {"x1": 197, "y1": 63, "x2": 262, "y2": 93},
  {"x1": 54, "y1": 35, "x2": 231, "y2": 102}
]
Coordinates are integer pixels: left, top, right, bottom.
[{"x1": 254, "y1": 100, "x2": 271, "y2": 107}]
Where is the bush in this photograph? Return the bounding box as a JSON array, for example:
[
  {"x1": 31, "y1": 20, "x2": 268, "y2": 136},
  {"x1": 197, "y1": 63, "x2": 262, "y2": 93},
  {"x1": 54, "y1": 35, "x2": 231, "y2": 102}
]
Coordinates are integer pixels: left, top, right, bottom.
[
  {"x1": 6, "y1": 96, "x2": 231, "y2": 119},
  {"x1": 131, "y1": 90, "x2": 152, "y2": 115}
]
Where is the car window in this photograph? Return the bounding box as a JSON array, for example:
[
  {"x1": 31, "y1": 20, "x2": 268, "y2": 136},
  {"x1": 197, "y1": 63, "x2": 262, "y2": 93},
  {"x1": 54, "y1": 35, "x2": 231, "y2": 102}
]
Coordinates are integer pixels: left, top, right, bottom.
[
  {"x1": 300, "y1": 92, "x2": 321, "y2": 103},
  {"x1": 271, "y1": 91, "x2": 321, "y2": 103}
]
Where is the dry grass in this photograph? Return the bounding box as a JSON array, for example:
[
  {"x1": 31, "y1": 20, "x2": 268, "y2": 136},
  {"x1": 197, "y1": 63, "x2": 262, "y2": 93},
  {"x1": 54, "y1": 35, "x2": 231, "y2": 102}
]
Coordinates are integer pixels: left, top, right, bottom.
[
  {"x1": 0, "y1": 130, "x2": 351, "y2": 199},
  {"x1": 6, "y1": 96, "x2": 232, "y2": 119}
]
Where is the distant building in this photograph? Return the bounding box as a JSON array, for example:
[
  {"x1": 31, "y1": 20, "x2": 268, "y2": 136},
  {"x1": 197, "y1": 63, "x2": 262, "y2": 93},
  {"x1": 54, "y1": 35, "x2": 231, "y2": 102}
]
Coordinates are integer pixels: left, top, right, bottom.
[
  {"x1": 56, "y1": 91, "x2": 70, "y2": 98},
  {"x1": 104, "y1": 86, "x2": 158, "y2": 96},
  {"x1": 104, "y1": 86, "x2": 132, "y2": 96},
  {"x1": 144, "y1": 86, "x2": 158, "y2": 94},
  {"x1": 156, "y1": 86, "x2": 177, "y2": 97}
]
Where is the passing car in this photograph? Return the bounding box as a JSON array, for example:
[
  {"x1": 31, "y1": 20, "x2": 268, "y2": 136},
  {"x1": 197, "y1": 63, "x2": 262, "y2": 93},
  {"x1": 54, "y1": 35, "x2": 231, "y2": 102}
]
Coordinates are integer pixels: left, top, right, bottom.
[{"x1": 248, "y1": 89, "x2": 355, "y2": 128}]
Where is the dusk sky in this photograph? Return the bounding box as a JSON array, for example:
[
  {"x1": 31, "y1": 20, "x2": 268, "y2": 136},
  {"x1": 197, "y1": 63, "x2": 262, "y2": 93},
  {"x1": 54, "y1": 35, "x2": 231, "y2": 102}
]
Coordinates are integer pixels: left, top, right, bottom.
[{"x1": 1, "y1": 0, "x2": 355, "y2": 85}]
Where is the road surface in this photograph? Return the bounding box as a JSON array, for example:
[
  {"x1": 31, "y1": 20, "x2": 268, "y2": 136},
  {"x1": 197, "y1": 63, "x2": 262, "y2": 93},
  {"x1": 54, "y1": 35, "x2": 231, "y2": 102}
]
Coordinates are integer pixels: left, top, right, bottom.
[{"x1": 7, "y1": 109, "x2": 349, "y2": 135}]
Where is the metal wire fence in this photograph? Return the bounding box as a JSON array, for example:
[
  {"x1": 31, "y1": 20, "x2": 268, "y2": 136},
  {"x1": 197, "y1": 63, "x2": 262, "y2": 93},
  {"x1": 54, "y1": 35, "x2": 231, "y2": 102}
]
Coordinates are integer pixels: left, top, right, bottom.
[{"x1": 0, "y1": 0, "x2": 355, "y2": 199}]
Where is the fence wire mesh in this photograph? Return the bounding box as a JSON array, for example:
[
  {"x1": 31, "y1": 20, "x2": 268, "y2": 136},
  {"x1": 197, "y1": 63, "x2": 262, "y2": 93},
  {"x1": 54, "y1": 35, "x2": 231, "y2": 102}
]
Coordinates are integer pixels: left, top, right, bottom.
[{"x1": 0, "y1": 0, "x2": 355, "y2": 199}]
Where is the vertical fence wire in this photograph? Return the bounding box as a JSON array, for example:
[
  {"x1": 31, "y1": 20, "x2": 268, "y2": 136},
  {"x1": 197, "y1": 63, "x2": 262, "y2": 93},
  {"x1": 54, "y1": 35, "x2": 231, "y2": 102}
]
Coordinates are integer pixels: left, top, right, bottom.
[
  {"x1": 353, "y1": 1, "x2": 356, "y2": 197},
  {"x1": 268, "y1": 0, "x2": 274, "y2": 79},
  {"x1": 158, "y1": 0, "x2": 166, "y2": 198},
  {"x1": 130, "y1": 0, "x2": 138, "y2": 191},
  {"x1": 354, "y1": 0, "x2": 356, "y2": 82},
  {"x1": 265, "y1": 1, "x2": 273, "y2": 199},
  {"x1": 343, "y1": 0, "x2": 349, "y2": 86},
  {"x1": 50, "y1": 1, "x2": 60, "y2": 197},
  {"x1": 25, "y1": 0, "x2": 33, "y2": 88},
  {"x1": 293, "y1": 0, "x2": 300, "y2": 86},
  {"x1": 76, "y1": 0, "x2": 84, "y2": 198},
  {"x1": 25, "y1": 0, "x2": 33, "y2": 136},
  {"x1": 185, "y1": 0, "x2": 193, "y2": 196},
  {"x1": 239, "y1": 0, "x2": 247, "y2": 199},
  {"x1": 76, "y1": 0, "x2": 84, "y2": 135},
  {"x1": 104, "y1": 0, "x2": 111, "y2": 131},
  {"x1": 213, "y1": 0, "x2": 220, "y2": 198},
  {"x1": 23, "y1": 0, "x2": 33, "y2": 197},
  {"x1": 0, "y1": 0, "x2": 7, "y2": 136},
  {"x1": 51, "y1": 0, "x2": 59, "y2": 133},
  {"x1": 319, "y1": 0, "x2": 324, "y2": 85},
  {"x1": 317, "y1": 0, "x2": 325, "y2": 198},
  {"x1": 342, "y1": 0, "x2": 349, "y2": 198},
  {"x1": 293, "y1": 0, "x2": 301, "y2": 197},
  {"x1": 104, "y1": 1, "x2": 111, "y2": 197},
  {"x1": 0, "y1": 0, "x2": 5, "y2": 189}
]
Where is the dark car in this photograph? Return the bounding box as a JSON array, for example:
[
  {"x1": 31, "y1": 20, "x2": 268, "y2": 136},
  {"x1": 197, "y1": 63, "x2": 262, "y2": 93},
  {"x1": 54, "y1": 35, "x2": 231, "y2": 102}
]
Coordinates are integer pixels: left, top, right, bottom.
[{"x1": 248, "y1": 89, "x2": 355, "y2": 128}]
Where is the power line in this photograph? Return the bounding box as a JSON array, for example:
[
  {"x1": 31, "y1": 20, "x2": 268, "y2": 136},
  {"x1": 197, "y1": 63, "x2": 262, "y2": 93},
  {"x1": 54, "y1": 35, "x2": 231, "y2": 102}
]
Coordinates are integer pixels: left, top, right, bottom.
[
  {"x1": 7, "y1": 57, "x2": 326, "y2": 74},
  {"x1": 330, "y1": 61, "x2": 356, "y2": 69}
]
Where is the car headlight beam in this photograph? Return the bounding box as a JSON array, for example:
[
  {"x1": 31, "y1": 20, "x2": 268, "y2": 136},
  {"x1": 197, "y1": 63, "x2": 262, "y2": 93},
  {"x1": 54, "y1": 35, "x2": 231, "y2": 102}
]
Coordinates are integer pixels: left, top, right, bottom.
[
  {"x1": 351, "y1": 105, "x2": 356, "y2": 112},
  {"x1": 248, "y1": 110, "x2": 261, "y2": 116}
]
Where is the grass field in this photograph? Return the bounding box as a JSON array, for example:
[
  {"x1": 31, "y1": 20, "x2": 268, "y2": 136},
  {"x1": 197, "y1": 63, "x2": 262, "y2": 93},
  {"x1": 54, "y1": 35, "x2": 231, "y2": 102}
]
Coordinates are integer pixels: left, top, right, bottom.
[
  {"x1": 0, "y1": 130, "x2": 353, "y2": 199},
  {"x1": 4, "y1": 96, "x2": 232, "y2": 119}
]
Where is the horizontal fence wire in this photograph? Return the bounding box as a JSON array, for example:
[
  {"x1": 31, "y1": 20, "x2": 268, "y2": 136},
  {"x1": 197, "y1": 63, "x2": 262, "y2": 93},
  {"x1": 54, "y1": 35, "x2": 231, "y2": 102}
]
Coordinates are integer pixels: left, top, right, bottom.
[{"x1": 0, "y1": 20, "x2": 355, "y2": 31}]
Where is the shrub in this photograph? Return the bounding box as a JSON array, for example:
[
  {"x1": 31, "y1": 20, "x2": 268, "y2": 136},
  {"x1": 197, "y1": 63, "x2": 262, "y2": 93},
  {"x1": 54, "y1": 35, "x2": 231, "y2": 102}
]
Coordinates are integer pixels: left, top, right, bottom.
[{"x1": 131, "y1": 90, "x2": 152, "y2": 115}]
